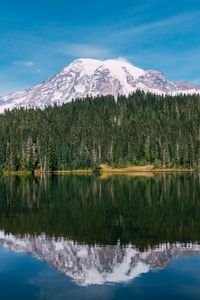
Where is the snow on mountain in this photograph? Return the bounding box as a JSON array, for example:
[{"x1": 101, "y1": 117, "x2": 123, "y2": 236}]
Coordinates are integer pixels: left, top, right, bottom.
[
  {"x1": 0, "y1": 230, "x2": 200, "y2": 286},
  {"x1": 0, "y1": 58, "x2": 200, "y2": 113}
]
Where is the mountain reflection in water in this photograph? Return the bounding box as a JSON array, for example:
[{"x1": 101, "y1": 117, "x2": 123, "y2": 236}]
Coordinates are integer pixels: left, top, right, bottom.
[
  {"x1": 1, "y1": 231, "x2": 200, "y2": 286},
  {"x1": 0, "y1": 173, "x2": 199, "y2": 285}
]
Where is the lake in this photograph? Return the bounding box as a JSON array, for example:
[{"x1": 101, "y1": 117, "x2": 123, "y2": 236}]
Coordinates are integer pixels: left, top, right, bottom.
[{"x1": 0, "y1": 173, "x2": 200, "y2": 299}]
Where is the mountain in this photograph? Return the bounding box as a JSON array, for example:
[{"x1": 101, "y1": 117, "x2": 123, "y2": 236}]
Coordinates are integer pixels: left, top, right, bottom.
[
  {"x1": 0, "y1": 231, "x2": 200, "y2": 286},
  {"x1": 0, "y1": 58, "x2": 200, "y2": 113}
]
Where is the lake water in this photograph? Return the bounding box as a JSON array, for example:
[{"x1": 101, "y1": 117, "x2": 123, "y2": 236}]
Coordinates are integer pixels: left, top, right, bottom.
[{"x1": 0, "y1": 173, "x2": 200, "y2": 300}]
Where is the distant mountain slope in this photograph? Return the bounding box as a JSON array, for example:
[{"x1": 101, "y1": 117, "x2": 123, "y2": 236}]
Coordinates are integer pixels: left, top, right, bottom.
[{"x1": 0, "y1": 58, "x2": 200, "y2": 113}]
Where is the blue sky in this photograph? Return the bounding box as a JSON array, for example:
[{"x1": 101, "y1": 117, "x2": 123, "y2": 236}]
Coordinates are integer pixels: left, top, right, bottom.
[{"x1": 0, "y1": 0, "x2": 200, "y2": 95}]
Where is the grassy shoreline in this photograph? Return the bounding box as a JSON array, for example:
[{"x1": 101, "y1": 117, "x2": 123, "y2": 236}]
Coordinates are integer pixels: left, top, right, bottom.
[
  {"x1": 1, "y1": 164, "x2": 195, "y2": 176},
  {"x1": 3, "y1": 170, "x2": 32, "y2": 176},
  {"x1": 97, "y1": 164, "x2": 194, "y2": 173}
]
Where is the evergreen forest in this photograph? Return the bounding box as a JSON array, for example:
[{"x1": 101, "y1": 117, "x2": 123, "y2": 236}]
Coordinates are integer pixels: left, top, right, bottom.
[{"x1": 0, "y1": 91, "x2": 199, "y2": 172}]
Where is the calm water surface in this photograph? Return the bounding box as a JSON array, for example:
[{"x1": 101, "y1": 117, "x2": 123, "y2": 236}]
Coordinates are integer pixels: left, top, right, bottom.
[{"x1": 0, "y1": 173, "x2": 200, "y2": 299}]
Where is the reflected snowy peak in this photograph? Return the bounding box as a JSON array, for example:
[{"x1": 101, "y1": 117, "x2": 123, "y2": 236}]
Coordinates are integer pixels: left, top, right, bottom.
[{"x1": 0, "y1": 231, "x2": 199, "y2": 286}]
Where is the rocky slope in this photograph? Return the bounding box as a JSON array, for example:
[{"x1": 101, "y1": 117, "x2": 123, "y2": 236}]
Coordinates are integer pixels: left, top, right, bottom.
[{"x1": 0, "y1": 58, "x2": 200, "y2": 113}]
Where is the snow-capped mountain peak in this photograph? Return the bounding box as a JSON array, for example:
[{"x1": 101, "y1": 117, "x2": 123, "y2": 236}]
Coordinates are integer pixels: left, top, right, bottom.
[{"x1": 0, "y1": 58, "x2": 200, "y2": 113}]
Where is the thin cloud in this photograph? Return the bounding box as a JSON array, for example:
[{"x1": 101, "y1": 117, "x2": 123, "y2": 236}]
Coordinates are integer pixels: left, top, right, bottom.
[
  {"x1": 54, "y1": 43, "x2": 113, "y2": 58},
  {"x1": 12, "y1": 60, "x2": 34, "y2": 67},
  {"x1": 116, "y1": 57, "x2": 131, "y2": 63},
  {"x1": 107, "y1": 11, "x2": 200, "y2": 40}
]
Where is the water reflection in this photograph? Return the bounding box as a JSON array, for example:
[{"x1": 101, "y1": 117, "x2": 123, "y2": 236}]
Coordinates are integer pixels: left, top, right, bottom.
[
  {"x1": 1, "y1": 231, "x2": 200, "y2": 286},
  {"x1": 0, "y1": 174, "x2": 200, "y2": 285}
]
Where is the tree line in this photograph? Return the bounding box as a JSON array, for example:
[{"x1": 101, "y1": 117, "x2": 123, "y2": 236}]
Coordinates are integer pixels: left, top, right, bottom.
[{"x1": 0, "y1": 91, "x2": 199, "y2": 172}]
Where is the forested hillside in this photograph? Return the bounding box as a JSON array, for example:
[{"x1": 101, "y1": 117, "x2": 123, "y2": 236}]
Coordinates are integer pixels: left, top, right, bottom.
[{"x1": 0, "y1": 91, "x2": 199, "y2": 172}]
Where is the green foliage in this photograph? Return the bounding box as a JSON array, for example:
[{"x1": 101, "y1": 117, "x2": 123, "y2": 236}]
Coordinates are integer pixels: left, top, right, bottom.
[{"x1": 0, "y1": 91, "x2": 199, "y2": 171}]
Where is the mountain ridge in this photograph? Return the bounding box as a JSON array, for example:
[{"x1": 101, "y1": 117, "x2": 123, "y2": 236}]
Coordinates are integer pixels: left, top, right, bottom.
[{"x1": 0, "y1": 58, "x2": 200, "y2": 113}]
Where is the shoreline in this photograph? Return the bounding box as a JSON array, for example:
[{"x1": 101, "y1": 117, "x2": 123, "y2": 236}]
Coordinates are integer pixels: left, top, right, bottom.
[
  {"x1": 3, "y1": 171, "x2": 32, "y2": 176},
  {"x1": 98, "y1": 164, "x2": 194, "y2": 173},
  {"x1": 1, "y1": 164, "x2": 195, "y2": 177}
]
